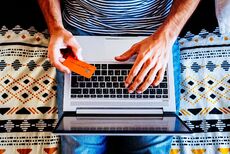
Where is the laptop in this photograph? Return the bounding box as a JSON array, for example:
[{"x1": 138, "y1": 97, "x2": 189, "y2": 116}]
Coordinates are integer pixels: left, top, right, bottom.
[{"x1": 53, "y1": 36, "x2": 192, "y2": 135}]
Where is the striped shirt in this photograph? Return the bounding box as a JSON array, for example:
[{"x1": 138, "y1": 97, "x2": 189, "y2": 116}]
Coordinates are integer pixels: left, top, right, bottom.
[{"x1": 63, "y1": 0, "x2": 173, "y2": 35}]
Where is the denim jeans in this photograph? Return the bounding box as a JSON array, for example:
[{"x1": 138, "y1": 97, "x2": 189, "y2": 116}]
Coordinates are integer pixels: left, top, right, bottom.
[{"x1": 56, "y1": 22, "x2": 181, "y2": 154}]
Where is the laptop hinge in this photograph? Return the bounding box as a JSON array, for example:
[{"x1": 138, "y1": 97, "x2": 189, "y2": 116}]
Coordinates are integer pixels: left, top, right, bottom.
[{"x1": 76, "y1": 108, "x2": 163, "y2": 115}]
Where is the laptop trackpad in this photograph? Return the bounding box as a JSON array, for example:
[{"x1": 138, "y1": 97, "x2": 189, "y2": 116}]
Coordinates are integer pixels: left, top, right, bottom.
[{"x1": 53, "y1": 113, "x2": 192, "y2": 135}]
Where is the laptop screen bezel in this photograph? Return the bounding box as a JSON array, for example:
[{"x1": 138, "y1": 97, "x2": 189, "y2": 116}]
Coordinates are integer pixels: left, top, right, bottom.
[{"x1": 53, "y1": 112, "x2": 192, "y2": 135}]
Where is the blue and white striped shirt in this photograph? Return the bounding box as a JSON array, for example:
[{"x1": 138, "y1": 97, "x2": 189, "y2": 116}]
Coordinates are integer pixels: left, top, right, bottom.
[{"x1": 63, "y1": 0, "x2": 173, "y2": 35}]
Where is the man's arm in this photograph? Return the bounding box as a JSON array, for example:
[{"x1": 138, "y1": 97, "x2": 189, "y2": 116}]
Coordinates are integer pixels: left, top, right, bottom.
[
  {"x1": 37, "y1": 0, "x2": 82, "y2": 74},
  {"x1": 37, "y1": 0, "x2": 64, "y2": 35},
  {"x1": 116, "y1": 0, "x2": 200, "y2": 93},
  {"x1": 158, "y1": 0, "x2": 200, "y2": 42}
]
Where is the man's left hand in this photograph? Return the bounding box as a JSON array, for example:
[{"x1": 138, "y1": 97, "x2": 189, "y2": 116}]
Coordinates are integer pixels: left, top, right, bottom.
[{"x1": 115, "y1": 31, "x2": 174, "y2": 93}]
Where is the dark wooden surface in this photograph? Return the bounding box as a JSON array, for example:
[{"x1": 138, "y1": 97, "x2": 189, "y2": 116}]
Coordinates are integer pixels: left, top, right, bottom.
[{"x1": 0, "y1": 0, "x2": 218, "y2": 36}]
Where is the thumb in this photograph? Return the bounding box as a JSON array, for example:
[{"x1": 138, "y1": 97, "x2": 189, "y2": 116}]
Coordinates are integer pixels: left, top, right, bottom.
[{"x1": 115, "y1": 47, "x2": 136, "y2": 61}]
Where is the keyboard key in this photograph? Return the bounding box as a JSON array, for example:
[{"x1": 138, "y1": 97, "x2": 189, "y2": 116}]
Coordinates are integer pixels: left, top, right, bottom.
[
  {"x1": 113, "y1": 82, "x2": 119, "y2": 88},
  {"x1": 102, "y1": 64, "x2": 107, "y2": 69},
  {"x1": 90, "y1": 89, "x2": 95, "y2": 94},
  {"x1": 71, "y1": 95, "x2": 76, "y2": 98},
  {"x1": 71, "y1": 76, "x2": 78, "y2": 87},
  {"x1": 163, "y1": 95, "x2": 168, "y2": 98},
  {"x1": 117, "y1": 95, "x2": 122, "y2": 98},
  {"x1": 91, "y1": 95, "x2": 96, "y2": 98},
  {"x1": 100, "y1": 82, "x2": 106, "y2": 87},
  {"x1": 110, "y1": 95, "x2": 116, "y2": 98},
  {"x1": 78, "y1": 76, "x2": 84, "y2": 81},
  {"x1": 123, "y1": 89, "x2": 129, "y2": 94},
  {"x1": 143, "y1": 90, "x2": 149, "y2": 94},
  {"x1": 104, "y1": 95, "x2": 109, "y2": 98},
  {"x1": 150, "y1": 89, "x2": 155, "y2": 94},
  {"x1": 157, "y1": 89, "x2": 162, "y2": 94},
  {"x1": 160, "y1": 83, "x2": 167, "y2": 88},
  {"x1": 97, "y1": 95, "x2": 103, "y2": 98},
  {"x1": 112, "y1": 76, "x2": 117, "y2": 81},
  {"x1": 118, "y1": 76, "x2": 123, "y2": 81},
  {"x1": 108, "y1": 64, "x2": 132, "y2": 69},
  {"x1": 95, "y1": 64, "x2": 100, "y2": 69},
  {"x1": 109, "y1": 89, "x2": 115, "y2": 94},
  {"x1": 121, "y1": 70, "x2": 127, "y2": 75},
  {"x1": 93, "y1": 82, "x2": 99, "y2": 87},
  {"x1": 96, "y1": 89, "x2": 102, "y2": 94},
  {"x1": 71, "y1": 89, "x2": 82, "y2": 94},
  {"x1": 130, "y1": 94, "x2": 135, "y2": 98},
  {"x1": 103, "y1": 89, "x2": 109, "y2": 94},
  {"x1": 106, "y1": 82, "x2": 112, "y2": 88},
  {"x1": 95, "y1": 70, "x2": 100, "y2": 75},
  {"x1": 120, "y1": 82, "x2": 125, "y2": 88},
  {"x1": 86, "y1": 82, "x2": 92, "y2": 87},
  {"x1": 116, "y1": 89, "x2": 122, "y2": 94},
  {"x1": 137, "y1": 94, "x2": 142, "y2": 98},
  {"x1": 98, "y1": 76, "x2": 104, "y2": 81},
  {"x1": 150, "y1": 95, "x2": 155, "y2": 98},
  {"x1": 105, "y1": 76, "x2": 110, "y2": 81},
  {"x1": 84, "y1": 77, "x2": 90, "y2": 81},
  {"x1": 163, "y1": 89, "x2": 168, "y2": 94},
  {"x1": 77, "y1": 95, "x2": 83, "y2": 98},
  {"x1": 143, "y1": 95, "x2": 149, "y2": 98},
  {"x1": 91, "y1": 76, "x2": 97, "y2": 81},
  {"x1": 108, "y1": 70, "x2": 113, "y2": 75},
  {"x1": 102, "y1": 70, "x2": 107, "y2": 75},
  {"x1": 83, "y1": 89, "x2": 88, "y2": 94},
  {"x1": 79, "y1": 82, "x2": 85, "y2": 87},
  {"x1": 124, "y1": 95, "x2": 129, "y2": 98},
  {"x1": 115, "y1": 70, "x2": 120, "y2": 75},
  {"x1": 84, "y1": 95, "x2": 90, "y2": 98},
  {"x1": 156, "y1": 95, "x2": 161, "y2": 98}
]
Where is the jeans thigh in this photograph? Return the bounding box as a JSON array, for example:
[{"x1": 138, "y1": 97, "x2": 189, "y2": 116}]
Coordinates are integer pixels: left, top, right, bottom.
[
  {"x1": 108, "y1": 136, "x2": 173, "y2": 154},
  {"x1": 61, "y1": 136, "x2": 107, "y2": 154}
]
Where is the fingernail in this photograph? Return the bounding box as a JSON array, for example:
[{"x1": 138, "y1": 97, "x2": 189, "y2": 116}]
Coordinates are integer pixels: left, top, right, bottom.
[
  {"x1": 125, "y1": 83, "x2": 128, "y2": 88},
  {"x1": 136, "y1": 90, "x2": 141, "y2": 94},
  {"x1": 128, "y1": 90, "x2": 133, "y2": 93}
]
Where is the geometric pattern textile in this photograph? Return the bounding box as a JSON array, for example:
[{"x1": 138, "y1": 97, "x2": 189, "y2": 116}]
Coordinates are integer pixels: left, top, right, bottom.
[
  {"x1": 171, "y1": 28, "x2": 230, "y2": 154},
  {"x1": 0, "y1": 25, "x2": 229, "y2": 154},
  {"x1": 0, "y1": 26, "x2": 59, "y2": 154}
]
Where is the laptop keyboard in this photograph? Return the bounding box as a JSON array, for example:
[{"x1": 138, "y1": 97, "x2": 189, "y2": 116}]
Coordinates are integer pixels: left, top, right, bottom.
[{"x1": 71, "y1": 64, "x2": 169, "y2": 99}]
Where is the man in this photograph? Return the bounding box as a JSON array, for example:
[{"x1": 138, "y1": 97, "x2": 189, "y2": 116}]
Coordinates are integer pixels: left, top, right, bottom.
[{"x1": 38, "y1": 0, "x2": 200, "y2": 153}]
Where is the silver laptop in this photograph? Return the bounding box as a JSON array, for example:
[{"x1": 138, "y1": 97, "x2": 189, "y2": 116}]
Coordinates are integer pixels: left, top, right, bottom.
[{"x1": 53, "y1": 36, "x2": 192, "y2": 135}]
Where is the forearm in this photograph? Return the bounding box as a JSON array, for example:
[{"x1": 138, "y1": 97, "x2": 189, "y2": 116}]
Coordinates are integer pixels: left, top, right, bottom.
[
  {"x1": 37, "y1": 0, "x2": 64, "y2": 34},
  {"x1": 155, "y1": 0, "x2": 200, "y2": 40}
]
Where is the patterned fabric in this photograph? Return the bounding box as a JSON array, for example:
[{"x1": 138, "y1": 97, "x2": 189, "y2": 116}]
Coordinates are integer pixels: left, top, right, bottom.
[
  {"x1": 0, "y1": 26, "x2": 59, "y2": 154},
  {"x1": 171, "y1": 28, "x2": 230, "y2": 154},
  {"x1": 63, "y1": 0, "x2": 172, "y2": 35},
  {"x1": 0, "y1": 26, "x2": 229, "y2": 154}
]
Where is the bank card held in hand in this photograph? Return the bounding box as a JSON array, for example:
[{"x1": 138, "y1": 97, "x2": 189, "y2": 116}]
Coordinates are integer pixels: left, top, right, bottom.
[{"x1": 63, "y1": 56, "x2": 96, "y2": 78}]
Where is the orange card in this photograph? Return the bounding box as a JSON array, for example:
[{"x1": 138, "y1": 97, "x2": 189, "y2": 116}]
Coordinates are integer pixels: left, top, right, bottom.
[{"x1": 63, "y1": 56, "x2": 96, "y2": 78}]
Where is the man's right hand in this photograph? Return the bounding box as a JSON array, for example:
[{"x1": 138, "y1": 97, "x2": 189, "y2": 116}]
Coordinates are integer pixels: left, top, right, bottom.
[{"x1": 48, "y1": 28, "x2": 82, "y2": 74}]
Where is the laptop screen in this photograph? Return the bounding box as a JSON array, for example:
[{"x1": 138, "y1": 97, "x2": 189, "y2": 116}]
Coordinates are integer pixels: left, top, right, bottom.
[{"x1": 53, "y1": 113, "x2": 192, "y2": 135}]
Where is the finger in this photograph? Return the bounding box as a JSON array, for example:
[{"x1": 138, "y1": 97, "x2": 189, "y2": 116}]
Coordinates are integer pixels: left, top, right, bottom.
[
  {"x1": 125, "y1": 52, "x2": 151, "y2": 87},
  {"x1": 67, "y1": 38, "x2": 83, "y2": 60},
  {"x1": 59, "y1": 57, "x2": 66, "y2": 63},
  {"x1": 115, "y1": 47, "x2": 136, "y2": 61},
  {"x1": 152, "y1": 65, "x2": 167, "y2": 86},
  {"x1": 53, "y1": 59, "x2": 71, "y2": 74},
  {"x1": 137, "y1": 63, "x2": 161, "y2": 92},
  {"x1": 128, "y1": 58, "x2": 156, "y2": 93},
  {"x1": 49, "y1": 45, "x2": 71, "y2": 74}
]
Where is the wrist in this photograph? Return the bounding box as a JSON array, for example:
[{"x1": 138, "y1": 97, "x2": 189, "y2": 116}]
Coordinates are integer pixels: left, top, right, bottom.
[
  {"x1": 158, "y1": 22, "x2": 179, "y2": 41},
  {"x1": 49, "y1": 25, "x2": 66, "y2": 35}
]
